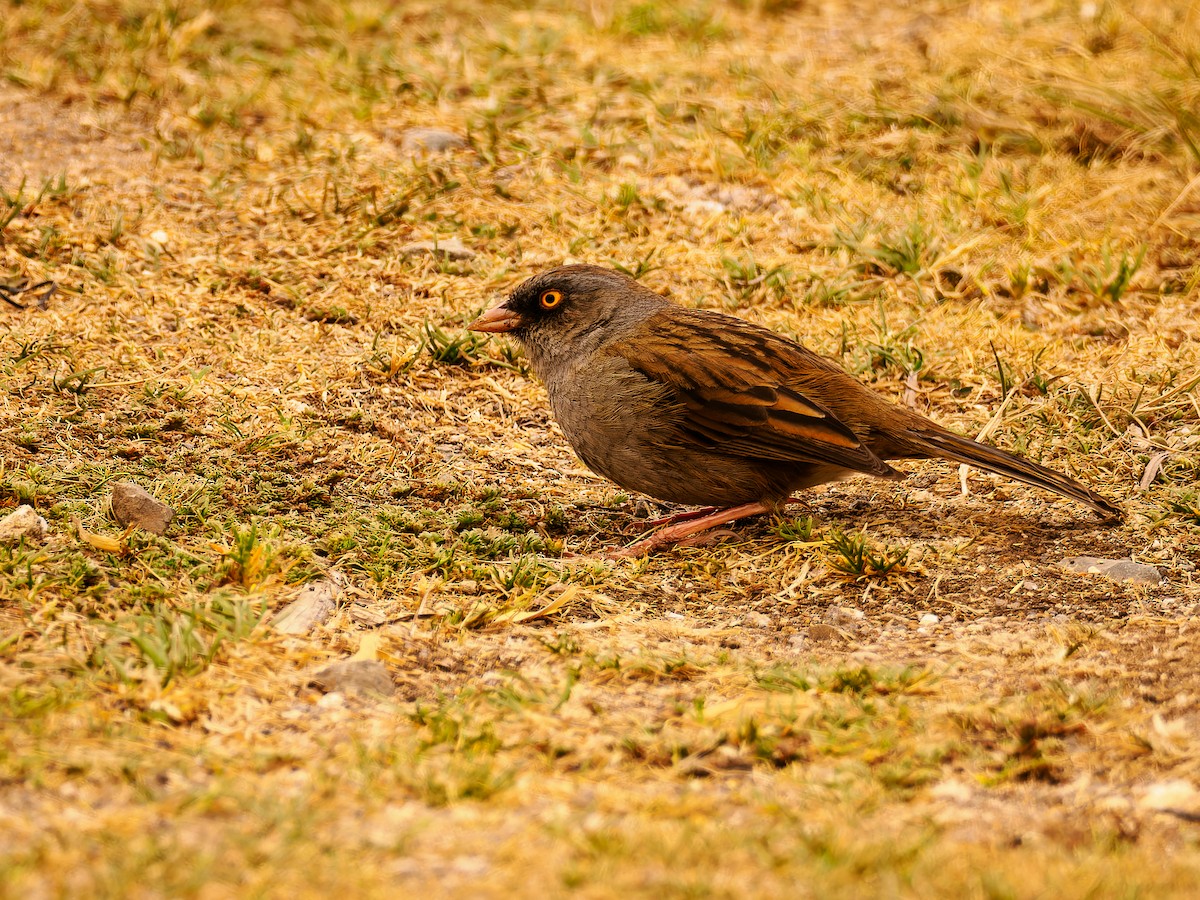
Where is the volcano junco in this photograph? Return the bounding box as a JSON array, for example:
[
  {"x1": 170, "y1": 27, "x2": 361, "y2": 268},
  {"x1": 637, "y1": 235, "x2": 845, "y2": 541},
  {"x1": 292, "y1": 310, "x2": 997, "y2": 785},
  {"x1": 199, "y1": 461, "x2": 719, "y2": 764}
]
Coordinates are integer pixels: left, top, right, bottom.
[{"x1": 469, "y1": 265, "x2": 1121, "y2": 554}]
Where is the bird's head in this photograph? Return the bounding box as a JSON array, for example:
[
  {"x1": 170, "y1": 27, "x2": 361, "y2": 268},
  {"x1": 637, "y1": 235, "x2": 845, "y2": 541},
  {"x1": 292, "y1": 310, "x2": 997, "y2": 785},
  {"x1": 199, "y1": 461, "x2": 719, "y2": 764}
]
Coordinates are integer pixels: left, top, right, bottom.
[{"x1": 468, "y1": 265, "x2": 666, "y2": 370}]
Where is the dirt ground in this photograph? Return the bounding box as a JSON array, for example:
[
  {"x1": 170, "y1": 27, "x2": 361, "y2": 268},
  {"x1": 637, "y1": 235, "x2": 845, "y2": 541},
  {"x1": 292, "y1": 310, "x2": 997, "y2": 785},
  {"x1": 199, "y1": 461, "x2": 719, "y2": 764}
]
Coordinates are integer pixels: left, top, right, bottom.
[{"x1": 2, "y1": 1, "x2": 1200, "y2": 896}]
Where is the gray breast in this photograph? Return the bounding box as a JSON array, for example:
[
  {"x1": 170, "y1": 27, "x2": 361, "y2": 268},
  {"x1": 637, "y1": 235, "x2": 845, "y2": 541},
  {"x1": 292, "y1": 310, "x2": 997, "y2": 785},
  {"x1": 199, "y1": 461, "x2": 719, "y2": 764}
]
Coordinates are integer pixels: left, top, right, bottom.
[{"x1": 544, "y1": 354, "x2": 799, "y2": 507}]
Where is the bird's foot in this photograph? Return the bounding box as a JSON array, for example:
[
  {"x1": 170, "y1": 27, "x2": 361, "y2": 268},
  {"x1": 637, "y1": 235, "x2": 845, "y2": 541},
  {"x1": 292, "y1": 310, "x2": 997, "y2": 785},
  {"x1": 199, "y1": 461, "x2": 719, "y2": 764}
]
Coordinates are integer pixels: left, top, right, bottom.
[
  {"x1": 635, "y1": 506, "x2": 719, "y2": 530},
  {"x1": 602, "y1": 500, "x2": 774, "y2": 558},
  {"x1": 630, "y1": 498, "x2": 809, "y2": 536}
]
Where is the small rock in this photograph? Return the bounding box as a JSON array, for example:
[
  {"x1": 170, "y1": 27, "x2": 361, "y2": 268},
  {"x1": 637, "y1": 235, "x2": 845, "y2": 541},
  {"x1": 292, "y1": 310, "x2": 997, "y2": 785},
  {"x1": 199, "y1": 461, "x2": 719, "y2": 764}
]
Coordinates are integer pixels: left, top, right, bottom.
[
  {"x1": 1138, "y1": 780, "x2": 1200, "y2": 821},
  {"x1": 1096, "y1": 794, "x2": 1134, "y2": 814},
  {"x1": 110, "y1": 482, "x2": 175, "y2": 535},
  {"x1": 492, "y1": 163, "x2": 527, "y2": 190},
  {"x1": 349, "y1": 602, "x2": 390, "y2": 627},
  {"x1": 458, "y1": 579, "x2": 480, "y2": 595},
  {"x1": 929, "y1": 779, "x2": 973, "y2": 802},
  {"x1": 398, "y1": 236, "x2": 475, "y2": 260},
  {"x1": 824, "y1": 605, "x2": 865, "y2": 634},
  {"x1": 712, "y1": 184, "x2": 775, "y2": 211},
  {"x1": 677, "y1": 746, "x2": 753, "y2": 777},
  {"x1": 683, "y1": 199, "x2": 727, "y2": 219},
  {"x1": 451, "y1": 855, "x2": 490, "y2": 877},
  {"x1": 919, "y1": 613, "x2": 940, "y2": 625},
  {"x1": 398, "y1": 127, "x2": 467, "y2": 155},
  {"x1": 744, "y1": 611, "x2": 771, "y2": 628},
  {"x1": 807, "y1": 623, "x2": 849, "y2": 644},
  {"x1": 272, "y1": 576, "x2": 343, "y2": 634},
  {"x1": 309, "y1": 659, "x2": 394, "y2": 697},
  {"x1": 316, "y1": 691, "x2": 347, "y2": 709},
  {"x1": 0, "y1": 505, "x2": 49, "y2": 544},
  {"x1": 1060, "y1": 556, "x2": 1164, "y2": 585}
]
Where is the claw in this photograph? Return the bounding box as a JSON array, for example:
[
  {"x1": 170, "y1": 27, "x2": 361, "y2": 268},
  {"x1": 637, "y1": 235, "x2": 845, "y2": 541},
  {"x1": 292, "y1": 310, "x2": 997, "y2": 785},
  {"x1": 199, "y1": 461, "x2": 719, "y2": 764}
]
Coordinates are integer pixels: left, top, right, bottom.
[{"x1": 602, "y1": 500, "x2": 774, "y2": 557}]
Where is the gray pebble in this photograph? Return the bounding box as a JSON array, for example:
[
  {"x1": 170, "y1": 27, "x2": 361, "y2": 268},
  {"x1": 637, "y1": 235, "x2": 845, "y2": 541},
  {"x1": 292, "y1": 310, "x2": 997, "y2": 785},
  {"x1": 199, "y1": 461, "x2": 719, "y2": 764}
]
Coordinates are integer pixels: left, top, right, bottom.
[
  {"x1": 398, "y1": 236, "x2": 475, "y2": 260},
  {"x1": 398, "y1": 127, "x2": 467, "y2": 155},
  {"x1": 1060, "y1": 556, "x2": 1163, "y2": 585},
  {"x1": 309, "y1": 659, "x2": 395, "y2": 697},
  {"x1": 111, "y1": 482, "x2": 175, "y2": 535},
  {"x1": 807, "y1": 623, "x2": 850, "y2": 644},
  {"x1": 0, "y1": 505, "x2": 48, "y2": 544},
  {"x1": 272, "y1": 577, "x2": 342, "y2": 634}
]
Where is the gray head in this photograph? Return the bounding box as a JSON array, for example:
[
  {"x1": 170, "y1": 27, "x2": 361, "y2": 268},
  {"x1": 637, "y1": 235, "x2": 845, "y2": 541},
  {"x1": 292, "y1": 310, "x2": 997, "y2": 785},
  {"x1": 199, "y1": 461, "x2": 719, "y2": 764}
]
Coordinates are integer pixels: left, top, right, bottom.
[{"x1": 468, "y1": 265, "x2": 668, "y2": 373}]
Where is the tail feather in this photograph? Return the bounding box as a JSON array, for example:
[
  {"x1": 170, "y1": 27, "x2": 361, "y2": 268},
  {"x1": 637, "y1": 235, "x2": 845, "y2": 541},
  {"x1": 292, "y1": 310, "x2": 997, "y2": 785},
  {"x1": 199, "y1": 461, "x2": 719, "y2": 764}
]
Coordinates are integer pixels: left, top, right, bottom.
[{"x1": 911, "y1": 429, "x2": 1122, "y2": 521}]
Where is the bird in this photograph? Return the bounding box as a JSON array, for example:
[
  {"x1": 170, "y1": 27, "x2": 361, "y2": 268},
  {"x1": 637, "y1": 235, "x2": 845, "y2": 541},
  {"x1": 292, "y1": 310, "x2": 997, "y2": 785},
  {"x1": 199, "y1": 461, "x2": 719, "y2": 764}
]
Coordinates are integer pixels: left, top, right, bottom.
[{"x1": 468, "y1": 265, "x2": 1122, "y2": 555}]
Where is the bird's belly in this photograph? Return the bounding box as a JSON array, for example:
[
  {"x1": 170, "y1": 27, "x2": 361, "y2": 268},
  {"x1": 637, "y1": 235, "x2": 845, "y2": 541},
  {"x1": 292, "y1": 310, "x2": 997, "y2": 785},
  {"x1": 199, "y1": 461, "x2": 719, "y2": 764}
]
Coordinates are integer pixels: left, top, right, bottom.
[
  {"x1": 548, "y1": 368, "x2": 800, "y2": 507},
  {"x1": 579, "y1": 441, "x2": 792, "y2": 507}
]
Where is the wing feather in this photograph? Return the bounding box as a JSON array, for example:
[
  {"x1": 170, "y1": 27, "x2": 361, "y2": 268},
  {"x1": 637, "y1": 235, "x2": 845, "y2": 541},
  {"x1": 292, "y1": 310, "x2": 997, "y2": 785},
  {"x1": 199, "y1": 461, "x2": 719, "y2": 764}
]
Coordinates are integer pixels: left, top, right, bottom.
[{"x1": 603, "y1": 308, "x2": 897, "y2": 477}]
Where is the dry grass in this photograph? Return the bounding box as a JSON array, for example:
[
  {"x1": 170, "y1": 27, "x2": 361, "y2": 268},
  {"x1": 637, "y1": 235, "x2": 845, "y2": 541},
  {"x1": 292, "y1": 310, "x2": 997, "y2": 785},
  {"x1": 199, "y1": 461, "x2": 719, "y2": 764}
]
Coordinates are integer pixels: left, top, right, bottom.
[{"x1": 2, "y1": 0, "x2": 1200, "y2": 895}]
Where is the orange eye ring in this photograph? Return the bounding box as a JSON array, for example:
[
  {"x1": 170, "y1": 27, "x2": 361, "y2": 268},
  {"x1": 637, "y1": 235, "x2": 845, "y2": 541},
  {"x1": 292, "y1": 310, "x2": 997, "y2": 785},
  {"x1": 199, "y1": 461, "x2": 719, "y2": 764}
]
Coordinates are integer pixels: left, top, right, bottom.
[{"x1": 540, "y1": 289, "x2": 564, "y2": 309}]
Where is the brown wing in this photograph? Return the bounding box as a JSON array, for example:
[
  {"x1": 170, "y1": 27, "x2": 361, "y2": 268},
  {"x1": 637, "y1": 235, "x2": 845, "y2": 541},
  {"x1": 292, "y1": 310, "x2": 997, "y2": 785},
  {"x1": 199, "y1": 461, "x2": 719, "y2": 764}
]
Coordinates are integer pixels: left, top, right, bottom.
[{"x1": 605, "y1": 308, "x2": 897, "y2": 477}]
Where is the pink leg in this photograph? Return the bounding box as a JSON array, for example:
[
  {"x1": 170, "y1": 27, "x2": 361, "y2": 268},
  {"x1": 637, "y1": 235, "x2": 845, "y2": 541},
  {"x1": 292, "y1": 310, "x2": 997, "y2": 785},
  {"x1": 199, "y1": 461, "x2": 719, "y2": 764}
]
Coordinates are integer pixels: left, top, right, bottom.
[
  {"x1": 638, "y1": 506, "x2": 719, "y2": 529},
  {"x1": 639, "y1": 497, "x2": 807, "y2": 530},
  {"x1": 604, "y1": 500, "x2": 774, "y2": 558}
]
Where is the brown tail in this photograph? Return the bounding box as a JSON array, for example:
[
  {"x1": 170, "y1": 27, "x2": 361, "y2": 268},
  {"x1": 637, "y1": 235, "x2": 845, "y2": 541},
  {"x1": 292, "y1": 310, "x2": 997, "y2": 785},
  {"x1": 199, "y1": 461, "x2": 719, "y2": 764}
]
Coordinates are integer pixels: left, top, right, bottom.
[{"x1": 907, "y1": 428, "x2": 1122, "y2": 521}]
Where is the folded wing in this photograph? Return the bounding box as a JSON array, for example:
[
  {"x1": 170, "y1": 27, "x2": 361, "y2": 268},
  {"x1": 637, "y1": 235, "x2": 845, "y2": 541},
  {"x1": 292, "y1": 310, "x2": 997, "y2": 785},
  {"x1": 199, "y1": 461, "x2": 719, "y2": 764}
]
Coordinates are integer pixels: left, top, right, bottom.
[{"x1": 605, "y1": 308, "x2": 898, "y2": 478}]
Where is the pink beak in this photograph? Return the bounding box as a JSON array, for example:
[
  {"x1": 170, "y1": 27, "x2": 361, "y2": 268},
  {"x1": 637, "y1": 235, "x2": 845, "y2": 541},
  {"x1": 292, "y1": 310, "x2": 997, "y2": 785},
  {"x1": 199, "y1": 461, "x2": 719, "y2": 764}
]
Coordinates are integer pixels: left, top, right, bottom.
[{"x1": 467, "y1": 304, "x2": 523, "y2": 333}]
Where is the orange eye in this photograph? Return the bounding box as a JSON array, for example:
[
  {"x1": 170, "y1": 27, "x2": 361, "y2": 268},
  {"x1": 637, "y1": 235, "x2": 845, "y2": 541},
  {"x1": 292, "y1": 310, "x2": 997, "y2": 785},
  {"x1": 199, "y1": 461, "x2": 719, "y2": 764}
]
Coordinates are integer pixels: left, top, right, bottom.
[{"x1": 540, "y1": 289, "x2": 564, "y2": 309}]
